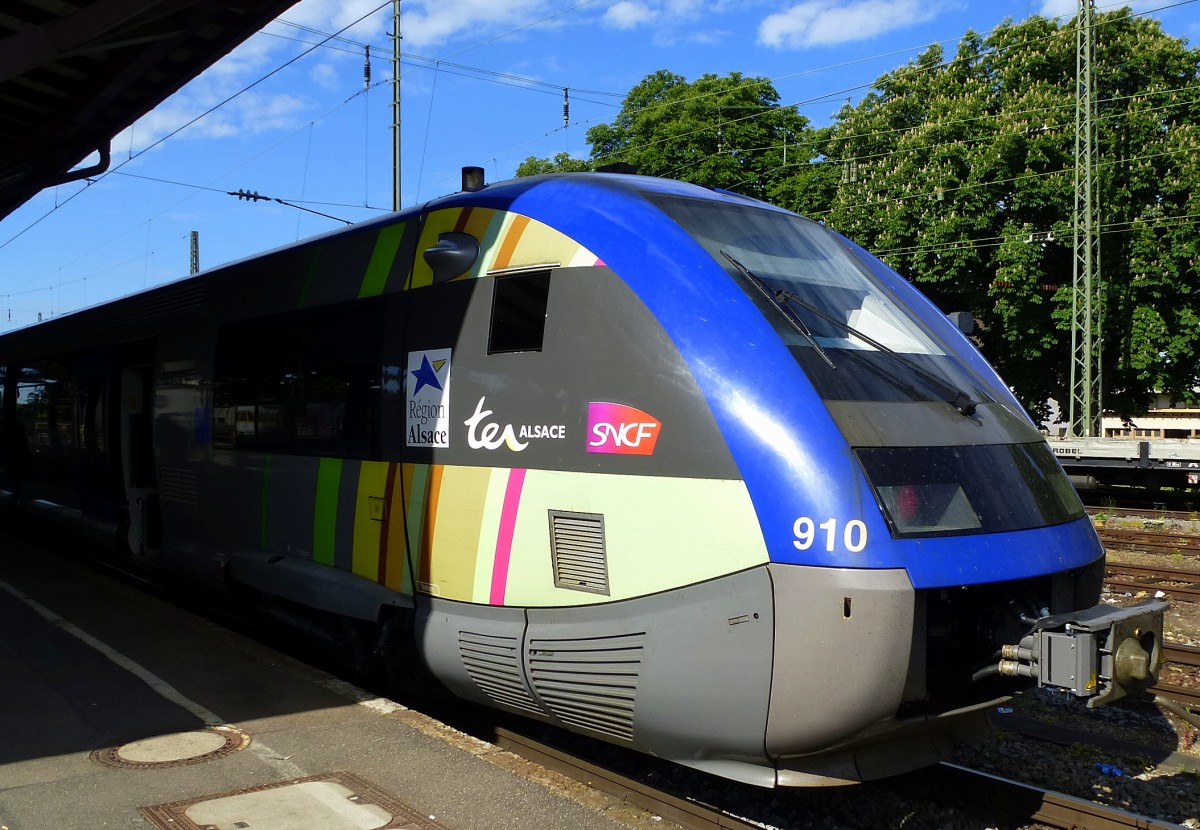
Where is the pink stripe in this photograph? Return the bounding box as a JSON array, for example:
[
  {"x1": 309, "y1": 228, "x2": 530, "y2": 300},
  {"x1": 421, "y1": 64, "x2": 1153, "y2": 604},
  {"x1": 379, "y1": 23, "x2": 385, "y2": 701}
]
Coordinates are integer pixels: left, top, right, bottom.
[{"x1": 490, "y1": 468, "x2": 526, "y2": 605}]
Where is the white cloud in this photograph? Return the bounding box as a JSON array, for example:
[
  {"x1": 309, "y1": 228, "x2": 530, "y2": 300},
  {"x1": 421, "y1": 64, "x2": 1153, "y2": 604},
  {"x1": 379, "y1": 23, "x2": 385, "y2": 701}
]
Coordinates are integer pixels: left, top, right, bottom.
[
  {"x1": 604, "y1": 1, "x2": 655, "y2": 29},
  {"x1": 599, "y1": 0, "x2": 735, "y2": 39},
  {"x1": 282, "y1": 0, "x2": 392, "y2": 40},
  {"x1": 233, "y1": 92, "x2": 308, "y2": 134},
  {"x1": 1037, "y1": 0, "x2": 1075, "y2": 17},
  {"x1": 400, "y1": 0, "x2": 554, "y2": 49},
  {"x1": 1038, "y1": 0, "x2": 1162, "y2": 18},
  {"x1": 759, "y1": 0, "x2": 945, "y2": 48},
  {"x1": 118, "y1": 88, "x2": 310, "y2": 154},
  {"x1": 310, "y1": 62, "x2": 340, "y2": 90}
]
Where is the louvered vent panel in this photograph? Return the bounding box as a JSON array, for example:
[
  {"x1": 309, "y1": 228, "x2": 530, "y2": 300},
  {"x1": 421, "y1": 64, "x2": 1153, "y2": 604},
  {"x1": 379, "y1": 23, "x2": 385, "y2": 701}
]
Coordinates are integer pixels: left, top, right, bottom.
[
  {"x1": 458, "y1": 631, "x2": 543, "y2": 715},
  {"x1": 158, "y1": 465, "x2": 199, "y2": 506},
  {"x1": 548, "y1": 511, "x2": 609, "y2": 595},
  {"x1": 527, "y1": 633, "x2": 644, "y2": 741}
]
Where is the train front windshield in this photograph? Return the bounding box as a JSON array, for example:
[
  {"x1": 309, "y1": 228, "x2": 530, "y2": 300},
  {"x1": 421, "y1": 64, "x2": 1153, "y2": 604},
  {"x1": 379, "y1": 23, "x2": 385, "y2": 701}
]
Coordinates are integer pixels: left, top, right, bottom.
[
  {"x1": 655, "y1": 194, "x2": 1084, "y2": 539},
  {"x1": 653, "y1": 194, "x2": 992, "y2": 408}
]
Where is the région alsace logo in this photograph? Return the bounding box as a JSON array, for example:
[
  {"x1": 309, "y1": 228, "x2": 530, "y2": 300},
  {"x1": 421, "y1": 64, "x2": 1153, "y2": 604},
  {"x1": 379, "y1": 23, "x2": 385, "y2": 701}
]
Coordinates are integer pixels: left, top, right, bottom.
[
  {"x1": 406, "y1": 349, "x2": 451, "y2": 448},
  {"x1": 586, "y1": 402, "x2": 662, "y2": 456}
]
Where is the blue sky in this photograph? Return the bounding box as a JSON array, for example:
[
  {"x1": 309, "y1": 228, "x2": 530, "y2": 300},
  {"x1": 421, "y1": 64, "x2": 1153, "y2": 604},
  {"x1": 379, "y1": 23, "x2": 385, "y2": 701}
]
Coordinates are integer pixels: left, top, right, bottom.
[{"x1": 1, "y1": 0, "x2": 1197, "y2": 330}]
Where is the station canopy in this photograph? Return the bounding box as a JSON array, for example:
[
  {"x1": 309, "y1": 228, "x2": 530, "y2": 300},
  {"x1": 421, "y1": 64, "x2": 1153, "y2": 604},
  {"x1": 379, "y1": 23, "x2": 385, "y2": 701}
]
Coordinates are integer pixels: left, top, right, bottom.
[{"x1": 0, "y1": 0, "x2": 301, "y2": 222}]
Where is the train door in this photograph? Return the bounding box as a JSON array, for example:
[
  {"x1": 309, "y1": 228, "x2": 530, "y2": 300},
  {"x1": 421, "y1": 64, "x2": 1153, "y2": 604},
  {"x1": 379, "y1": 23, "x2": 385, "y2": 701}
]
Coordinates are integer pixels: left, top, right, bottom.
[{"x1": 120, "y1": 364, "x2": 159, "y2": 559}]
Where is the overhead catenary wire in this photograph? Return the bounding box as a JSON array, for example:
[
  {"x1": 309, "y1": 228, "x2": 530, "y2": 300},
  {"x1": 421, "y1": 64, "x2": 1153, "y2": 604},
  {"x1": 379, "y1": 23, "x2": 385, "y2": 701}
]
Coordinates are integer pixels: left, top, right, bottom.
[
  {"x1": 3, "y1": 0, "x2": 1198, "y2": 324},
  {"x1": 0, "y1": 1, "x2": 392, "y2": 254}
]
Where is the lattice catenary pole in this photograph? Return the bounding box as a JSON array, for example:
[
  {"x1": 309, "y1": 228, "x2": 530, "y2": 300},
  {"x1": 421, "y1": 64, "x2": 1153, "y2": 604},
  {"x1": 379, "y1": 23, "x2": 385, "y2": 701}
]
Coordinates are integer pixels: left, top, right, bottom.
[{"x1": 1069, "y1": 0, "x2": 1103, "y2": 437}]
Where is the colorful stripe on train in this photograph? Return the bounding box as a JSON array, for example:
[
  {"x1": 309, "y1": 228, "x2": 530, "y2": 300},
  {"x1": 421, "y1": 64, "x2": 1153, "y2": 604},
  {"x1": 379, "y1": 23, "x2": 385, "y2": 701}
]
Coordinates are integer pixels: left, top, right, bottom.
[{"x1": 257, "y1": 457, "x2": 768, "y2": 608}]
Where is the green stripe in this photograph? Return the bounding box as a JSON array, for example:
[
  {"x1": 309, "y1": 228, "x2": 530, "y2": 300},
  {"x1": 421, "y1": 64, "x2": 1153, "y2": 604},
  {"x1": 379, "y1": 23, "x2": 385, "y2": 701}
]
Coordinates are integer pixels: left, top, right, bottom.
[
  {"x1": 297, "y1": 250, "x2": 321, "y2": 309},
  {"x1": 478, "y1": 212, "x2": 505, "y2": 268},
  {"x1": 359, "y1": 222, "x2": 406, "y2": 298},
  {"x1": 260, "y1": 454, "x2": 272, "y2": 549},
  {"x1": 313, "y1": 457, "x2": 343, "y2": 565},
  {"x1": 405, "y1": 464, "x2": 431, "y2": 566}
]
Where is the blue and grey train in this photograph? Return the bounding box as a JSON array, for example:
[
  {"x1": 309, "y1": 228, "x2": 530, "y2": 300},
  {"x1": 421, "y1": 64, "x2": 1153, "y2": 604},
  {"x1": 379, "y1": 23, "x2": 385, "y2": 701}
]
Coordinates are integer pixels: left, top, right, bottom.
[{"x1": 0, "y1": 171, "x2": 1164, "y2": 787}]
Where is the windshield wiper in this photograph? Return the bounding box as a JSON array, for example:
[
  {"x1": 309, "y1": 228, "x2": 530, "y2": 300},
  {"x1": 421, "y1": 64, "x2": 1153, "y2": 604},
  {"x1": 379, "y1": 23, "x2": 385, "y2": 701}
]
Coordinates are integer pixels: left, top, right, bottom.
[
  {"x1": 720, "y1": 250, "x2": 979, "y2": 418},
  {"x1": 721, "y1": 251, "x2": 836, "y2": 369}
]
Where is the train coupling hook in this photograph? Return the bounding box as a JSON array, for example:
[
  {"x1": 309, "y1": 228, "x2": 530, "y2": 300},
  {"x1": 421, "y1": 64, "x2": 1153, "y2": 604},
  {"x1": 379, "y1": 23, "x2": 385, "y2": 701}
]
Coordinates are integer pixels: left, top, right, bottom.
[{"x1": 994, "y1": 599, "x2": 1167, "y2": 707}]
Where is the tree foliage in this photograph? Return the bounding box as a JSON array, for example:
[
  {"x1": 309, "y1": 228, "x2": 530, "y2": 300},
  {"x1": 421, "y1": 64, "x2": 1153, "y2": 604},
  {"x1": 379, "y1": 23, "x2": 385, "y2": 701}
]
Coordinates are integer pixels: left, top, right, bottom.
[
  {"x1": 514, "y1": 152, "x2": 594, "y2": 177},
  {"x1": 787, "y1": 10, "x2": 1200, "y2": 419},
  {"x1": 518, "y1": 12, "x2": 1200, "y2": 418},
  {"x1": 524, "y1": 70, "x2": 810, "y2": 201}
]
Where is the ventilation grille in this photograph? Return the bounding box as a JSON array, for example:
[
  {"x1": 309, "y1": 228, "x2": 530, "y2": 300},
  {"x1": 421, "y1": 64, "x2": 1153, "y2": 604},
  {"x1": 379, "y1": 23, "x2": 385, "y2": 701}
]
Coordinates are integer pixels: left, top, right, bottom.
[
  {"x1": 528, "y1": 633, "x2": 644, "y2": 741},
  {"x1": 158, "y1": 465, "x2": 198, "y2": 506},
  {"x1": 548, "y1": 511, "x2": 609, "y2": 595},
  {"x1": 457, "y1": 631, "x2": 543, "y2": 716}
]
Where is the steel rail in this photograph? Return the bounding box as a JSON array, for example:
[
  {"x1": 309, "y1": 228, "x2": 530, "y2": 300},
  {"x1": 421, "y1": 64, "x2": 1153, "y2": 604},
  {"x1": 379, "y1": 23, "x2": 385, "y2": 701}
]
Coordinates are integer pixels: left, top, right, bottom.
[
  {"x1": 493, "y1": 726, "x2": 1187, "y2": 830},
  {"x1": 1154, "y1": 681, "x2": 1200, "y2": 707},
  {"x1": 493, "y1": 726, "x2": 761, "y2": 830},
  {"x1": 1100, "y1": 527, "x2": 1200, "y2": 555},
  {"x1": 1088, "y1": 505, "x2": 1200, "y2": 524},
  {"x1": 931, "y1": 763, "x2": 1187, "y2": 830},
  {"x1": 1105, "y1": 561, "x2": 1200, "y2": 601},
  {"x1": 1164, "y1": 642, "x2": 1200, "y2": 668}
]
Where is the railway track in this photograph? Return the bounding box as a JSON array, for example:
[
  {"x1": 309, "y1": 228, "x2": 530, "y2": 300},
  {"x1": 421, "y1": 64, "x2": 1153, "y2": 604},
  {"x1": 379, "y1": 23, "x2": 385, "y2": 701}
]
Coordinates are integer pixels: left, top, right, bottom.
[
  {"x1": 1157, "y1": 642, "x2": 1200, "y2": 706},
  {"x1": 1106, "y1": 561, "x2": 1200, "y2": 601},
  {"x1": 493, "y1": 726, "x2": 1188, "y2": 830},
  {"x1": 929, "y1": 764, "x2": 1188, "y2": 830},
  {"x1": 1087, "y1": 505, "x2": 1200, "y2": 524},
  {"x1": 1099, "y1": 525, "x2": 1200, "y2": 556}
]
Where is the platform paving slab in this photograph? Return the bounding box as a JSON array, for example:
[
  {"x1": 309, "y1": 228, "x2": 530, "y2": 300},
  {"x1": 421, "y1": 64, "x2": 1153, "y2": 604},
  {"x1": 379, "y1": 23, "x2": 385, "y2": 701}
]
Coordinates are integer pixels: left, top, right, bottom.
[{"x1": 0, "y1": 532, "x2": 659, "y2": 830}]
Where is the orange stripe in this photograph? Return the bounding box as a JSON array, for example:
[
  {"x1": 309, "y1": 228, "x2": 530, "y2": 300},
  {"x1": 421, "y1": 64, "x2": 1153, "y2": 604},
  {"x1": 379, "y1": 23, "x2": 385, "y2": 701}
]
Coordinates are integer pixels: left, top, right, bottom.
[
  {"x1": 454, "y1": 207, "x2": 472, "y2": 233},
  {"x1": 492, "y1": 214, "x2": 531, "y2": 271},
  {"x1": 419, "y1": 465, "x2": 445, "y2": 587}
]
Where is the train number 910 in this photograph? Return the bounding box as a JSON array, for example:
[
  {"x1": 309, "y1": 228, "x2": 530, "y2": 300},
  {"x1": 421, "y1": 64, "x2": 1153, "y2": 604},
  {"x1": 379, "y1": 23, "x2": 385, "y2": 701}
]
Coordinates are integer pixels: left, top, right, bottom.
[{"x1": 792, "y1": 517, "x2": 868, "y2": 553}]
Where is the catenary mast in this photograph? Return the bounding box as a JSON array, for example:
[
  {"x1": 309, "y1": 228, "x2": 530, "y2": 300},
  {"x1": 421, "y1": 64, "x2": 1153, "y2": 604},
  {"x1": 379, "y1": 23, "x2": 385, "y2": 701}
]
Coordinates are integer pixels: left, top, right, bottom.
[{"x1": 1069, "y1": 0, "x2": 1103, "y2": 437}]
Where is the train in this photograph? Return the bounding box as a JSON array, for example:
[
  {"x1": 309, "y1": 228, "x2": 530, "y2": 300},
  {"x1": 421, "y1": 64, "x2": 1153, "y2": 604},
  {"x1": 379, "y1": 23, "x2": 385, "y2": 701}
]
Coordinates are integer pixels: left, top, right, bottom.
[{"x1": 0, "y1": 170, "x2": 1165, "y2": 787}]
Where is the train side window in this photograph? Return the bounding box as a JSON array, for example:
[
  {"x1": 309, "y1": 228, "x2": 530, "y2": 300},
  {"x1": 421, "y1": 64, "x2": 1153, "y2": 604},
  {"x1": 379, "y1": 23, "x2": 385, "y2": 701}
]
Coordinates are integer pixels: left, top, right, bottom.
[
  {"x1": 489, "y1": 270, "x2": 551, "y2": 354},
  {"x1": 13, "y1": 363, "x2": 75, "y2": 486},
  {"x1": 78, "y1": 382, "x2": 107, "y2": 454},
  {"x1": 14, "y1": 369, "x2": 45, "y2": 456},
  {"x1": 214, "y1": 299, "x2": 382, "y2": 458}
]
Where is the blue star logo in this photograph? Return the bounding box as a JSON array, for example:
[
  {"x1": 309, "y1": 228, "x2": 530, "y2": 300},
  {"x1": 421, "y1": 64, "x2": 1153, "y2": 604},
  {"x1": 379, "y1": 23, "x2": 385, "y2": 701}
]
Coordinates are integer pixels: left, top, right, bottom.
[{"x1": 412, "y1": 355, "x2": 446, "y2": 395}]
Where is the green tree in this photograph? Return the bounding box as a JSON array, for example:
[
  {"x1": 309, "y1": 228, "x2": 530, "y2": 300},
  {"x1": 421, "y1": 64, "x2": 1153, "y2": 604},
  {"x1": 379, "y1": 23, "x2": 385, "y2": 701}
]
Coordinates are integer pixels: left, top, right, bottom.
[
  {"x1": 786, "y1": 11, "x2": 1200, "y2": 420},
  {"x1": 520, "y1": 70, "x2": 811, "y2": 201},
  {"x1": 514, "y1": 152, "x2": 593, "y2": 177}
]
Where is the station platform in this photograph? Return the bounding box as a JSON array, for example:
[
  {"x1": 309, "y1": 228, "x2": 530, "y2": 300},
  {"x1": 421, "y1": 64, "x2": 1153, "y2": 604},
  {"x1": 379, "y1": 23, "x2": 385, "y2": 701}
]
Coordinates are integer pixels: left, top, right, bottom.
[{"x1": 0, "y1": 532, "x2": 657, "y2": 830}]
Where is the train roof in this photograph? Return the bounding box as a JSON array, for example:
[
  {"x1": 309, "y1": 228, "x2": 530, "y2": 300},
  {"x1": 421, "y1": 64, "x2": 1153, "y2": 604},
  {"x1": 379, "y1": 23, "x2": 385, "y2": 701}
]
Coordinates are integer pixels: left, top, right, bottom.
[{"x1": 0, "y1": 172, "x2": 788, "y2": 358}]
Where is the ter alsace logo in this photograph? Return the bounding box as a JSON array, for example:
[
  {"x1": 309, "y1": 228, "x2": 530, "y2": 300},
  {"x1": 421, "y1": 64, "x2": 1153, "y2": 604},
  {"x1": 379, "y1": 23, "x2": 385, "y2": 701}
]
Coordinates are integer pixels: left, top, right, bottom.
[{"x1": 586, "y1": 402, "x2": 662, "y2": 456}]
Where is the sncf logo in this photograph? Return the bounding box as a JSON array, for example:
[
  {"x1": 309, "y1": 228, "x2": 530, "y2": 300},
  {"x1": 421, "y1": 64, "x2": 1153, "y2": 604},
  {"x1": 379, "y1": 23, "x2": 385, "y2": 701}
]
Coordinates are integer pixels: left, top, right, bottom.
[{"x1": 586, "y1": 402, "x2": 662, "y2": 456}]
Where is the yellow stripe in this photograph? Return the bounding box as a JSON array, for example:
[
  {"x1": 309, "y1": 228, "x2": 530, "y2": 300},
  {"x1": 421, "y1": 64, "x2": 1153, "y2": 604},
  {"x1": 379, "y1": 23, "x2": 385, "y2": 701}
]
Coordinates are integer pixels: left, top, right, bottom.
[
  {"x1": 408, "y1": 209, "x2": 463, "y2": 289},
  {"x1": 351, "y1": 461, "x2": 390, "y2": 579},
  {"x1": 462, "y1": 207, "x2": 496, "y2": 244},
  {"x1": 425, "y1": 465, "x2": 491, "y2": 601},
  {"x1": 384, "y1": 465, "x2": 413, "y2": 593}
]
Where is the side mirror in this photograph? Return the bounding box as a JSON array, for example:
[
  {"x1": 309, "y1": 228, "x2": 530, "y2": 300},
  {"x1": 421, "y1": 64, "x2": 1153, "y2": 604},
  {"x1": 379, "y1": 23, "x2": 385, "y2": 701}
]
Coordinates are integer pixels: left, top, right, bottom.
[
  {"x1": 947, "y1": 311, "x2": 975, "y2": 335},
  {"x1": 424, "y1": 232, "x2": 479, "y2": 283}
]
